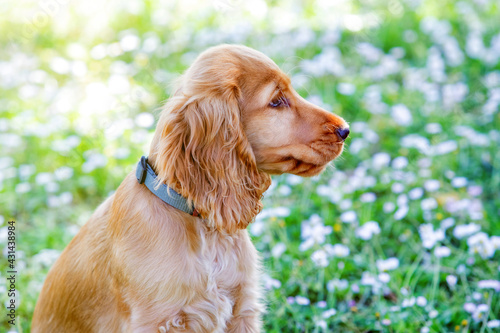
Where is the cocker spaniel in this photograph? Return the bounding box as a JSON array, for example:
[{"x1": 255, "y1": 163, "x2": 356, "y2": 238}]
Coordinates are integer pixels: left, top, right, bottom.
[{"x1": 32, "y1": 44, "x2": 349, "y2": 333}]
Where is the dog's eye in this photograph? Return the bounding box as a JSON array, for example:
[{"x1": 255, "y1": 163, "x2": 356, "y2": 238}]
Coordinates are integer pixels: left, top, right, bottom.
[{"x1": 269, "y1": 97, "x2": 287, "y2": 108}]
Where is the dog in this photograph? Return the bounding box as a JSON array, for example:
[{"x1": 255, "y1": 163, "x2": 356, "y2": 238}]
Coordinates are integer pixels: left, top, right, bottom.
[{"x1": 32, "y1": 44, "x2": 349, "y2": 332}]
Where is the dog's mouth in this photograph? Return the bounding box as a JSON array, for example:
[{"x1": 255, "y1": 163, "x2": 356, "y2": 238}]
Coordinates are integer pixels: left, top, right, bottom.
[
  {"x1": 293, "y1": 163, "x2": 328, "y2": 177},
  {"x1": 256, "y1": 141, "x2": 344, "y2": 177},
  {"x1": 293, "y1": 145, "x2": 344, "y2": 177}
]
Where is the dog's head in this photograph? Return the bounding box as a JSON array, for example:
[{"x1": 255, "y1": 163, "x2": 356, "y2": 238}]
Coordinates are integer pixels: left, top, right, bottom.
[{"x1": 149, "y1": 44, "x2": 348, "y2": 233}]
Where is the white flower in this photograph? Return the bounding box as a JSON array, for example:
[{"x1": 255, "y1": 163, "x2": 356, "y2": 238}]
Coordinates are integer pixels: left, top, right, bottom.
[
  {"x1": 120, "y1": 34, "x2": 140, "y2": 52},
  {"x1": 416, "y1": 296, "x2": 427, "y2": 307},
  {"x1": 35, "y1": 172, "x2": 54, "y2": 185},
  {"x1": 322, "y1": 308, "x2": 337, "y2": 318},
  {"x1": 392, "y1": 156, "x2": 409, "y2": 169},
  {"x1": 473, "y1": 292, "x2": 482, "y2": 300},
  {"x1": 286, "y1": 174, "x2": 303, "y2": 185},
  {"x1": 135, "y1": 112, "x2": 155, "y2": 128},
  {"x1": 299, "y1": 215, "x2": 332, "y2": 251},
  {"x1": 355, "y1": 221, "x2": 381, "y2": 240},
  {"x1": 317, "y1": 301, "x2": 327, "y2": 308},
  {"x1": 383, "y1": 202, "x2": 396, "y2": 213},
  {"x1": 468, "y1": 185, "x2": 483, "y2": 197},
  {"x1": 278, "y1": 185, "x2": 292, "y2": 196},
  {"x1": 0, "y1": 157, "x2": 14, "y2": 170},
  {"x1": 108, "y1": 74, "x2": 130, "y2": 94},
  {"x1": 372, "y1": 152, "x2": 391, "y2": 169},
  {"x1": 361, "y1": 272, "x2": 377, "y2": 286},
  {"x1": 59, "y1": 192, "x2": 73, "y2": 205},
  {"x1": 425, "y1": 123, "x2": 442, "y2": 134},
  {"x1": 419, "y1": 224, "x2": 445, "y2": 249},
  {"x1": 50, "y1": 56, "x2": 70, "y2": 74},
  {"x1": 446, "y1": 275, "x2": 458, "y2": 288},
  {"x1": 427, "y1": 47, "x2": 446, "y2": 82},
  {"x1": 424, "y1": 179, "x2": 440, "y2": 192},
  {"x1": 48, "y1": 196, "x2": 60, "y2": 207},
  {"x1": 15, "y1": 183, "x2": 31, "y2": 194},
  {"x1": 464, "y1": 303, "x2": 476, "y2": 313},
  {"x1": 19, "y1": 164, "x2": 36, "y2": 180},
  {"x1": 360, "y1": 192, "x2": 376, "y2": 203},
  {"x1": 33, "y1": 249, "x2": 61, "y2": 267},
  {"x1": 488, "y1": 320, "x2": 500, "y2": 328},
  {"x1": 325, "y1": 244, "x2": 350, "y2": 258},
  {"x1": 472, "y1": 304, "x2": 489, "y2": 322},
  {"x1": 337, "y1": 83, "x2": 356, "y2": 95},
  {"x1": 295, "y1": 296, "x2": 310, "y2": 305},
  {"x1": 397, "y1": 194, "x2": 408, "y2": 206},
  {"x1": 45, "y1": 182, "x2": 59, "y2": 193},
  {"x1": 434, "y1": 246, "x2": 451, "y2": 257},
  {"x1": 492, "y1": 236, "x2": 500, "y2": 250},
  {"x1": 451, "y1": 177, "x2": 468, "y2": 188},
  {"x1": 401, "y1": 134, "x2": 430, "y2": 152},
  {"x1": 392, "y1": 183, "x2": 405, "y2": 194},
  {"x1": 394, "y1": 205, "x2": 409, "y2": 220},
  {"x1": 262, "y1": 274, "x2": 281, "y2": 289},
  {"x1": 272, "y1": 243, "x2": 286, "y2": 258},
  {"x1": 327, "y1": 279, "x2": 349, "y2": 292},
  {"x1": 376, "y1": 257, "x2": 399, "y2": 271},
  {"x1": 478, "y1": 280, "x2": 500, "y2": 291},
  {"x1": 409, "y1": 187, "x2": 424, "y2": 200},
  {"x1": 82, "y1": 153, "x2": 107, "y2": 173},
  {"x1": 440, "y1": 218, "x2": 455, "y2": 230},
  {"x1": 339, "y1": 199, "x2": 352, "y2": 210},
  {"x1": 54, "y1": 166, "x2": 74, "y2": 181},
  {"x1": 421, "y1": 198, "x2": 438, "y2": 210},
  {"x1": 402, "y1": 297, "x2": 415, "y2": 308},
  {"x1": 391, "y1": 104, "x2": 413, "y2": 126},
  {"x1": 468, "y1": 233, "x2": 495, "y2": 259},
  {"x1": 429, "y1": 310, "x2": 438, "y2": 318},
  {"x1": 378, "y1": 273, "x2": 390, "y2": 283},
  {"x1": 382, "y1": 319, "x2": 391, "y2": 326},
  {"x1": 443, "y1": 82, "x2": 468, "y2": 109},
  {"x1": 258, "y1": 207, "x2": 291, "y2": 220},
  {"x1": 311, "y1": 250, "x2": 329, "y2": 267},
  {"x1": 431, "y1": 140, "x2": 458, "y2": 155},
  {"x1": 250, "y1": 220, "x2": 265, "y2": 236},
  {"x1": 453, "y1": 223, "x2": 481, "y2": 239},
  {"x1": 114, "y1": 147, "x2": 130, "y2": 159},
  {"x1": 340, "y1": 211, "x2": 357, "y2": 223},
  {"x1": 316, "y1": 320, "x2": 327, "y2": 329}
]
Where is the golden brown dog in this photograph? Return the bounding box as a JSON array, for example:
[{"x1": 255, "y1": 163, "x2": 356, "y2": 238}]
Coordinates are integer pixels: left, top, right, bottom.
[{"x1": 32, "y1": 44, "x2": 349, "y2": 332}]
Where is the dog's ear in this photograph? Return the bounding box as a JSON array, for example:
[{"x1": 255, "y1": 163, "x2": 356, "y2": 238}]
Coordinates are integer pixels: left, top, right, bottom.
[{"x1": 152, "y1": 82, "x2": 271, "y2": 234}]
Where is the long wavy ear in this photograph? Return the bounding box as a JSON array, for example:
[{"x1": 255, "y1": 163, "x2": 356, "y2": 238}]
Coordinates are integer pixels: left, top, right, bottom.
[{"x1": 149, "y1": 82, "x2": 271, "y2": 234}]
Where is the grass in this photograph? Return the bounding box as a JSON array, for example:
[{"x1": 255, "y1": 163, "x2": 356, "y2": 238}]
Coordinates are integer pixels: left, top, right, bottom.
[{"x1": 1, "y1": 0, "x2": 499, "y2": 332}]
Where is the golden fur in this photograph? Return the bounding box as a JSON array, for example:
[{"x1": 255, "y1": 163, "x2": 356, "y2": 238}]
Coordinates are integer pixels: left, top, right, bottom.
[{"x1": 32, "y1": 44, "x2": 348, "y2": 332}]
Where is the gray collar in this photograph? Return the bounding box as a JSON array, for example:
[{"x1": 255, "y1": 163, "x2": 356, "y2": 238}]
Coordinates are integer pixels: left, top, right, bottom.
[{"x1": 136, "y1": 156, "x2": 199, "y2": 217}]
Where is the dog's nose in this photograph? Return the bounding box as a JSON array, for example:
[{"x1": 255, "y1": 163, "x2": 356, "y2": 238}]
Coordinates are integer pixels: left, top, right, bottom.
[{"x1": 335, "y1": 127, "x2": 350, "y2": 141}]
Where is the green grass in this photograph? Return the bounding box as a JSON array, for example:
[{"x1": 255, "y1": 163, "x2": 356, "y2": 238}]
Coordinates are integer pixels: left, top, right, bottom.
[{"x1": 1, "y1": 0, "x2": 499, "y2": 332}]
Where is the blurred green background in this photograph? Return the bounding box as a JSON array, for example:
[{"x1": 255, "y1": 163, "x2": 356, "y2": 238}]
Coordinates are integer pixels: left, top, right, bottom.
[{"x1": 1, "y1": 0, "x2": 500, "y2": 332}]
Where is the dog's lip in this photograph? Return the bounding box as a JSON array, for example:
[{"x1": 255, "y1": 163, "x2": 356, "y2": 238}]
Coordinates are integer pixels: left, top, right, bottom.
[
  {"x1": 294, "y1": 164, "x2": 326, "y2": 176},
  {"x1": 312, "y1": 142, "x2": 344, "y2": 163}
]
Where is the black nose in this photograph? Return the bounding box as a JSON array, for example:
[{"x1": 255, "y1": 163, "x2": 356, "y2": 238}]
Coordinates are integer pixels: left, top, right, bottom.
[{"x1": 335, "y1": 127, "x2": 350, "y2": 141}]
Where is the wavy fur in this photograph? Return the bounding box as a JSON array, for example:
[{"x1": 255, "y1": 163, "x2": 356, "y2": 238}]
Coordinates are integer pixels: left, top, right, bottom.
[{"x1": 150, "y1": 64, "x2": 272, "y2": 233}]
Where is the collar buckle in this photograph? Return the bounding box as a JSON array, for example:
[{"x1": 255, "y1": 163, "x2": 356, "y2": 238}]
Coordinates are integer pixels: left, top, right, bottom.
[{"x1": 138, "y1": 156, "x2": 148, "y2": 184}]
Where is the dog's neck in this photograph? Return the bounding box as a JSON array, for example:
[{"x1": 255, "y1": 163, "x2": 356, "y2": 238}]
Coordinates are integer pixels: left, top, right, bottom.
[{"x1": 147, "y1": 142, "x2": 272, "y2": 234}]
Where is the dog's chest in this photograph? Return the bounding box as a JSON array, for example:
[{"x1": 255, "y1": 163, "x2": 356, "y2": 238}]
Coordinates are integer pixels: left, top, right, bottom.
[{"x1": 198, "y1": 230, "x2": 246, "y2": 290}]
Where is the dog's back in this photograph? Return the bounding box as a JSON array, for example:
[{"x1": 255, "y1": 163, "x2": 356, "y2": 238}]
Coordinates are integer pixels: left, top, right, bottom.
[{"x1": 32, "y1": 197, "x2": 126, "y2": 332}]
